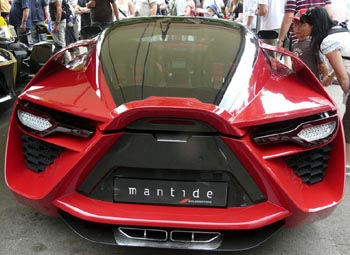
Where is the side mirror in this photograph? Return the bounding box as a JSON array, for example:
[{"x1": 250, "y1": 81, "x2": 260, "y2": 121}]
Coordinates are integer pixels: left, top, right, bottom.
[
  {"x1": 80, "y1": 26, "x2": 103, "y2": 40},
  {"x1": 257, "y1": 30, "x2": 278, "y2": 40}
]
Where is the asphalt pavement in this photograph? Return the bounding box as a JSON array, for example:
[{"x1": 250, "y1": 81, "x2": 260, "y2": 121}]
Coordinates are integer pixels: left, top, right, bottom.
[{"x1": 0, "y1": 85, "x2": 349, "y2": 255}]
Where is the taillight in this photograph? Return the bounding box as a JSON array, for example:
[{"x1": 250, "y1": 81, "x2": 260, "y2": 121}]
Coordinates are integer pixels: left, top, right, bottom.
[
  {"x1": 16, "y1": 102, "x2": 95, "y2": 138},
  {"x1": 297, "y1": 121, "x2": 336, "y2": 143},
  {"x1": 17, "y1": 109, "x2": 53, "y2": 132},
  {"x1": 252, "y1": 112, "x2": 338, "y2": 147}
]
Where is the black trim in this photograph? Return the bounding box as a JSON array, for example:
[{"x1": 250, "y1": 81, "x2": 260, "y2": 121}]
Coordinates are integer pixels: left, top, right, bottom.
[
  {"x1": 285, "y1": 144, "x2": 331, "y2": 184},
  {"x1": 78, "y1": 130, "x2": 266, "y2": 207},
  {"x1": 21, "y1": 134, "x2": 64, "y2": 172},
  {"x1": 59, "y1": 210, "x2": 285, "y2": 251}
]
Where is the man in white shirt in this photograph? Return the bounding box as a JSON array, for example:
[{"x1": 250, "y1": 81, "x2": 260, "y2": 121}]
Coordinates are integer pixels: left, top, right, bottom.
[
  {"x1": 332, "y1": 0, "x2": 350, "y2": 23},
  {"x1": 134, "y1": 0, "x2": 157, "y2": 16},
  {"x1": 256, "y1": 0, "x2": 286, "y2": 38},
  {"x1": 242, "y1": 0, "x2": 257, "y2": 30},
  {"x1": 170, "y1": 0, "x2": 186, "y2": 16}
]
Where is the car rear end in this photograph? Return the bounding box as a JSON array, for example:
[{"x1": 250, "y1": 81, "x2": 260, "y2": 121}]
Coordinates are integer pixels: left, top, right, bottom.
[{"x1": 5, "y1": 17, "x2": 345, "y2": 251}]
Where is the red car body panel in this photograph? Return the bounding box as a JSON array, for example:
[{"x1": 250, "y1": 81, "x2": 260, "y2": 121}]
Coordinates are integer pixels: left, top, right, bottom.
[
  {"x1": 4, "y1": 17, "x2": 346, "y2": 250},
  {"x1": 53, "y1": 193, "x2": 291, "y2": 230}
]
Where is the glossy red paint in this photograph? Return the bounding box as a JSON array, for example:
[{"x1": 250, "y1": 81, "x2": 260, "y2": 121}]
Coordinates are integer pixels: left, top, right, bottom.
[
  {"x1": 4, "y1": 18, "x2": 346, "y2": 250},
  {"x1": 5, "y1": 110, "x2": 345, "y2": 224},
  {"x1": 53, "y1": 193, "x2": 291, "y2": 230}
]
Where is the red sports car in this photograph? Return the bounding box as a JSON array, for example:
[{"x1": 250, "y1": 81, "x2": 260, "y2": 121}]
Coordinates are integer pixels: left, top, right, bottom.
[{"x1": 5, "y1": 17, "x2": 346, "y2": 251}]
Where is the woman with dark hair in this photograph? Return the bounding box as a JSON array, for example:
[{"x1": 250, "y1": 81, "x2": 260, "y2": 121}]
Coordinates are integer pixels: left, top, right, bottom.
[
  {"x1": 225, "y1": 0, "x2": 243, "y2": 22},
  {"x1": 299, "y1": 6, "x2": 350, "y2": 167},
  {"x1": 300, "y1": 6, "x2": 350, "y2": 93}
]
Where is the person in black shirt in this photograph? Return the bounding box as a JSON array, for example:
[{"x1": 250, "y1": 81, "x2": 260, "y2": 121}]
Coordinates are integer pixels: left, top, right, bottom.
[
  {"x1": 9, "y1": 0, "x2": 32, "y2": 45},
  {"x1": 225, "y1": 0, "x2": 242, "y2": 21},
  {"x1": 86, "y1": 0, "x2": 119, "y2": 29},
  {"x1": 75, "y1": 0, "x2": 91, "y2": 29}
]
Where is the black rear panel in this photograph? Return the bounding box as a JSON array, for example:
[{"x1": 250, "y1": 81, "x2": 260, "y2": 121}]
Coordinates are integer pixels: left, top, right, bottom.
[{"x1": 78, "y1": 118, "x2": 265, "y2": 207}]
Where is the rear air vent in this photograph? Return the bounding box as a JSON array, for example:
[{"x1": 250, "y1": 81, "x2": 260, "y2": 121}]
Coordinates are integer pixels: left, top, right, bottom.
[
  {"x1": 21, "y1": 134, "x2": 64, "y2": 172},
  {"x1": 170, "y1": 230, "x2": 221, "y2": 243},
  {"x1": 284, "y1": 145, "x2": 331, "y2": 184},
  {"x1": 117, "y1": 227, "x2": 221, "y2": 243},
  {"x1": 59, "y1": 210, "x2": 285, "y2": 250},
  {"x1": 118, "y1": 227, "x2": 167, "y2": 241}
]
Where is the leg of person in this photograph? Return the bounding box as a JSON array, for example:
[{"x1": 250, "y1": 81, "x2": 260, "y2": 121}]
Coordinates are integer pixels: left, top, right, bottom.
[
  {"x1": 65, "y1": 25, "x2": 78, "y2": 60},
  {"x1": 31, "y1": 21, "x2": 39, "y2": 44},
  {"x1": 51, "y1": 21, "x2": 66, "y2": 52},
  {"x1": 36, "y1": 21, "x2": 47, "y2": 42},
  {"x1": 56, "y1": 20, "x2": 67, "y2": 48}
]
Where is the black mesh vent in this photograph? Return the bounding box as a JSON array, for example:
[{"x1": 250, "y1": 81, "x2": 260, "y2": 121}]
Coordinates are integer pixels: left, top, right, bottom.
[
  {"x1": 284, "y1": 145, "x2": 331, "y2": 185},
  {"x1": 21, "y1": 134, "x2": 64, "y2": 172}
]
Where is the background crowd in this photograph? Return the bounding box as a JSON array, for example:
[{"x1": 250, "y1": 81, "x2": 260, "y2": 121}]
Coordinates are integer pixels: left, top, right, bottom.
[
  {"x1": 0, "y1": 0, "x2": 350, "y2": 165},
  {"x1": 0, "y1": 1, "x2": 349, "y2": 47}
]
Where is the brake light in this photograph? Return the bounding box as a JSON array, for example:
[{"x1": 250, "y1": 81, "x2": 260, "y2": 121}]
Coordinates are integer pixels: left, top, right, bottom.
[
  {"x1": 252, "y1": 113, "x2": 338, "y2": 147},
  {"x1": 17, "y1": 109, "x2": 53, "y2": 132},
  {"x1": 297, "y1": 122, "x2": 336, "y2": 143},
  {"x1": 16, "y1": 102, "x2": 95, "y2": 138}
]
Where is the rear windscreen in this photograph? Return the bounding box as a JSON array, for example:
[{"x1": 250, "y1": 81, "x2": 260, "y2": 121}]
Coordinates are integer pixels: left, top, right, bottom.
[{"x1": 99, "y1": 18, "x2": 256, "y2": 105}]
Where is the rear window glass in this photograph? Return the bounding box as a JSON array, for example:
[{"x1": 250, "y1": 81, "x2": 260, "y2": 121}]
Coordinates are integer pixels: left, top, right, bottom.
[{"x1": 99, "y1": 18, "x2": 255, "y2": 105}]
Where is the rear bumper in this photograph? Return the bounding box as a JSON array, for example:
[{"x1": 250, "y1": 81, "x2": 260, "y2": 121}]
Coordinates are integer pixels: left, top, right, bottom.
[
  {"x1": 53, "y1": 192, "x2": 290, "y2": 230},
  {"x1": 58, "y1": 206, "x2": 286, "y2": 251}
]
